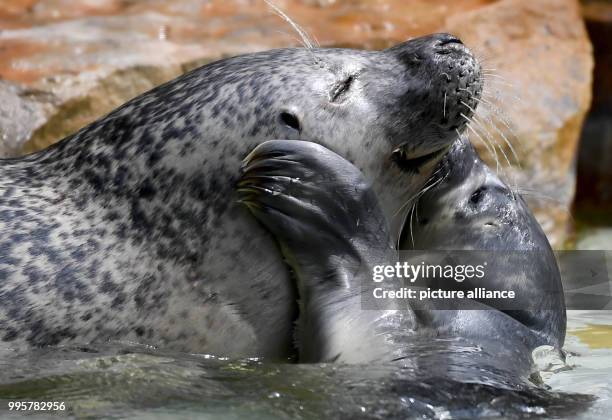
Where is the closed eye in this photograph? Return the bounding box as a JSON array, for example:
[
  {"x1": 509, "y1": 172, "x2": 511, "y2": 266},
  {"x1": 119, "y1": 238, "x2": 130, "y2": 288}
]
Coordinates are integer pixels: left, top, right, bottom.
[{"x1": 330, "y1": 74, "x2": 355, "y2": 103}]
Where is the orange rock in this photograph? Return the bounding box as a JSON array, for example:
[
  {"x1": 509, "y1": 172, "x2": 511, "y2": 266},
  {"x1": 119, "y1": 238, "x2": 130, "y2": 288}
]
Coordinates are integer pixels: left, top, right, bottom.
[{"x1": 441, "y1": 0, "x2": 593, "y2": 247}]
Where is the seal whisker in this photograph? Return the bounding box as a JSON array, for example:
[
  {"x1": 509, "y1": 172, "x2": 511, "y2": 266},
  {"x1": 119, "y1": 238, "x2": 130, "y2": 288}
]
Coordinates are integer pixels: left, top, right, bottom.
[
  {"x1": 265, "y1": 1, "x2": 323, "y2": 67},
  {"x1": 482, "y1": 72, "x2": 513, "y2": 83},
  {"x1": 407, "y1": 176, "x2": 444, "y2": 248},
  {"x1": 474, "y1": 96, "x2": 521, "y2": 147},
  {"x1": 396, "y1": 172, "x2": 447, "y2": 248},
  {"x1": 473, "y1": 106, "x2": 522, "y2": 170},
  {"x1": 482, "y1": 85, "x2": 522, "y2": 105},
  {"x1": 408, "y1": 200, "x2": 417, "y2": 248},
  {"x1": 272, "y1": 29, "x2": 314, "y2": 50},
  {"x1": 393, "y1": 176, "x2": 436, "y2": 220},
  {"x1": 393, "y1": 166, "x2": 446, "y2": 218},
  {"x1": 475, "y1": 119, "x2": 512, "y2": 177},
  {"x1": 462, "y1": 108, "x2": 520, "y2": 197},
  {"x1": 481, "y1": 90, "x2": 521, "y2": 111},
  {"x1": 471, "y1": 47, "x2": 496, "y2": 69},
  {"x1": 443, "y1": 90, "x2": 447, "y2": 119},
  {"x1": 475, "y1": 96, "x2": 516, "y2": 128},
  {"x1": 310, "y1": 32, "x2": 322, "y2": 49},
  {"x1": 461, "y1": 100, "x2": 520, "y2": 169},
  {"x1": 470, "y1": 112, "x2": 512, "y2": 179},
  {"x1": 393, "y1": 170, "x2": 441, "y2": 225},
  {"x1": 512, "y1": 188, "x2": 576, "y2": 222},
  {"x1": 483, "y1": 79, "x2": 517, "y2": 92},
  {"x1": 264, "y1": 0, "x2": 316, "y2": 49},
  {"x1": 512, "y1": 188, "x2": 562, "y2": 204},
  {"x1": 474, "y1": 97, "x2": 522, "y2": 191},
  {"x1": 460, "y1": 114, "x2": 500, "y2": 173}
]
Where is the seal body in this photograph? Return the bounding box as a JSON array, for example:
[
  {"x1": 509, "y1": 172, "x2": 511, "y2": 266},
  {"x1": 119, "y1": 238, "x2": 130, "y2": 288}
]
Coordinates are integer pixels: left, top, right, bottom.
[
  {"x1": 0, "y1": 34, "x2": 482, "y2": 356},
  {"x1": 238, "y1": 138, "x2": 565, "y2": 364}
]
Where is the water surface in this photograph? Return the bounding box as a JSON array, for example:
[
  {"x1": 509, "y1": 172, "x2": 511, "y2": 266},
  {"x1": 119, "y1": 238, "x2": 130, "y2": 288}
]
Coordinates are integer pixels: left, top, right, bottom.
[{"x1": 0, "y1": 325, "x2": 602, "y2": 419}]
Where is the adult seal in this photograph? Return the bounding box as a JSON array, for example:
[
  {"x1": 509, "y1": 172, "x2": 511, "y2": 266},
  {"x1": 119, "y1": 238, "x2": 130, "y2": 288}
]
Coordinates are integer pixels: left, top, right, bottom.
[
  {"x1": 0, "y1": 34, "x2": 482, "y2": 357},
  {"x1": 237, "y1": 137, "x2": 565, "y2": 366}
]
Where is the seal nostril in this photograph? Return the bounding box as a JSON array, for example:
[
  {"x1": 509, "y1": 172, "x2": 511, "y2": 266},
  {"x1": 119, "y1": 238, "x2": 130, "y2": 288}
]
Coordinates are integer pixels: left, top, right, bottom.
[
  {"x1": 437, "y1": 36, "x2": 463, "y2": 47},
  {"x1": 470, "y1": 187, "x2": 487, "y2": 205},
  {"x1": 280, "y1": 112, "x2": 301, "y2": 132}
]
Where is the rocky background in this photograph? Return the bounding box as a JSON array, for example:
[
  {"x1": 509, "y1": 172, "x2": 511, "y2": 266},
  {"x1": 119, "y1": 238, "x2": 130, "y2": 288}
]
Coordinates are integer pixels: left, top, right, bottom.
[
  {"x1": 0, "y1": 0, "x2": 608, "y2": 249},
  {"x1": 574, "y1": 0, "x2": 612, "y2": 247}
]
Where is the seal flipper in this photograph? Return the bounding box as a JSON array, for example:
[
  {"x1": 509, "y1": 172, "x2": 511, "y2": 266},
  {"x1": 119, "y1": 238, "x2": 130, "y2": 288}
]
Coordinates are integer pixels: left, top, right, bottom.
[{"x1": 238, "y1": 140, "x2": 415, "y2": 363}]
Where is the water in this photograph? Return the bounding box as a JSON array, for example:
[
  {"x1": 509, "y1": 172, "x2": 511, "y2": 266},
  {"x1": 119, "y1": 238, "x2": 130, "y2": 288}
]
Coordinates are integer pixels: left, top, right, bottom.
[
  {"x1": 0, "y1": 323, "x2": 603, "y2": 420},
  {"x1": 0, "y1": 298, "x2": 609, "y2": 418},
  {"x1": 547, "y1": 310, "x2": 612, "y2": 420}
]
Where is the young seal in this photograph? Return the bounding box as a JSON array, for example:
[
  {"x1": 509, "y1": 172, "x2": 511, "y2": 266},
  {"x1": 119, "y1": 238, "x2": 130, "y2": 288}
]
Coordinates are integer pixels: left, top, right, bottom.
[
  {"x1": 237, "y1": 137, "x2": 565, "y2": 364},
  {"x1": 400, "y1": 136, "x2": 566, "y2": 350},
  {"x1": 0, "y1": 34, "x2": 482, "y2": 356}
]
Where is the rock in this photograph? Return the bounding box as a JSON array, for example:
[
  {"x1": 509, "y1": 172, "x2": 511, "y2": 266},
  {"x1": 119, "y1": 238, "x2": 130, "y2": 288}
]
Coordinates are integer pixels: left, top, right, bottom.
[
  {"x1": 0, "y1": 80, "x2": 50, "y2": 157},
  {"x1": 575, "y1": 227, "x2": 612, "y2": 250},
  {"x1": 0, "y1": 0, "x2": 593, "y2": 247},
  {"x1": 575, "y1": 0, "x2": 612, "y2": 213},
  {"x1": 581, "y1": 0, "x2": 612, "y2": 110},
  {"x1": 441, "y1": 0, "x2": 593, "y2": 248},
  {"x1": 21, "y1": 64, "x2": 188, "y2": 154}
]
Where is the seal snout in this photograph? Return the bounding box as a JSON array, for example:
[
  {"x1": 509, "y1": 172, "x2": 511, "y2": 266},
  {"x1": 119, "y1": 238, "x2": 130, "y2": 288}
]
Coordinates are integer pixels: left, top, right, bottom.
[
  {"x1": 390, "y1": 34, "x2": 483, "y2": 130},
  {"x1": 384, "y1": 33, "x2": 482, "y2": 171},
  {"x1": 430, "y1": 34, "x2": 483, "y2": 131}
]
